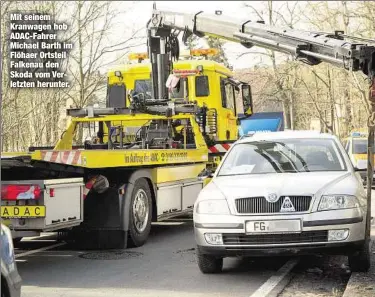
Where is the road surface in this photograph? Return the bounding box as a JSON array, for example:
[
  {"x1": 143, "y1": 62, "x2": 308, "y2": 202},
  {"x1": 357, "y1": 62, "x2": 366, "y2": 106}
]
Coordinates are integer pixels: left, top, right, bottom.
[{"x1": 15, "y1": 221, "x2": 290, "y2": 297}]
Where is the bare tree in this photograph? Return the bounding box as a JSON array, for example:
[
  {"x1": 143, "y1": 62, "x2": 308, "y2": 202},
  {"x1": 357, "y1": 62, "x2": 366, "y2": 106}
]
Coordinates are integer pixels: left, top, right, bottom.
[
  {"x1": 240, "y1": 1, "x2": 302, "y2": 129},
  {"x1": 1, "y1": 1, "x2": 70, "y2": 150},
  {"x1": 1, "y1": 1, "x2": 143, "y2": 150},
  {"x1": 205, "y1": 37, "x2": 230, "y2": 68},
  {"x1": 58, "y1": 1, "x2": 144, "y2": 144}
]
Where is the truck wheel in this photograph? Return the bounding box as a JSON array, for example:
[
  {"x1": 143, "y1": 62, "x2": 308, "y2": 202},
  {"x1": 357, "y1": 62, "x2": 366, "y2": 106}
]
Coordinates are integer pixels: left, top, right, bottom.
[
  {"x1": 196, "y1": 247, "x2": 223, "y2": 274},
  {"x1": 128, "y1": 178, "x2": 152, "y2": 247},
  {"x1": 348, "y1": 239, "x2": 371, "y2": 272}
]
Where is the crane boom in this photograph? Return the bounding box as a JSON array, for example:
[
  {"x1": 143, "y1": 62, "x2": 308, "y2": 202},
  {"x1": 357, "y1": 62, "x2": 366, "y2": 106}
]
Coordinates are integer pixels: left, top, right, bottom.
[{"x1": 148, "y1": 8, "x2": 375, "y2": 80}]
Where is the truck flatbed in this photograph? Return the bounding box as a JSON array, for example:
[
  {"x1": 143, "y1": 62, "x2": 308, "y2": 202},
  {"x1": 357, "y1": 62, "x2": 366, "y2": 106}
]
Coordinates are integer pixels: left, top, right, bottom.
[{"x1": 31, "y1": 148, "x2": 208, "y2": 168}]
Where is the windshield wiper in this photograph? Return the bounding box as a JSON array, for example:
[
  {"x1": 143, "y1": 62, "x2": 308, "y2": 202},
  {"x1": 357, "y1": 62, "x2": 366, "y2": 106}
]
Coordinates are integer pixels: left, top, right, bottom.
[
  {"x1": 254, "y1": 149, "x2": 285, "y2": 173},
  {"x1": 274, "y1": 142, "x2": 310, "y2": 172}
]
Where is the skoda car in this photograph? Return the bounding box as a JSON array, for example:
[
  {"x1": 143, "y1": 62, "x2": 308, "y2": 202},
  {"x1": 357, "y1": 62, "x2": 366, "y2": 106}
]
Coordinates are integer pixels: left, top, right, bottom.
[
  {"x1": 194, "y1": 131, "x2": 370, "y2": 274},
  {"x1": 1, "y1": 224, "x2": 22, "y2": 297}
]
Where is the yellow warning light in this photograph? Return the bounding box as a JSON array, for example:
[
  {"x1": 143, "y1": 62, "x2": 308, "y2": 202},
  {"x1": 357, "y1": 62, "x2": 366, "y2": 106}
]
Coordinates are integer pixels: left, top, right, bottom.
[
  {"x1": 128, "y1": 52, "x2": 148, "y2": 61},
  {"x1": 190, "y1": 48, "x2": 219, "y2": 57}
]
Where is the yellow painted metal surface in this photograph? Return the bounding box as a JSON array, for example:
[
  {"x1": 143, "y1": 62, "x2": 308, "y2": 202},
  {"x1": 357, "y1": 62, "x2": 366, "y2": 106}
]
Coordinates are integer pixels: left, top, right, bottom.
[
  {"x1": 203, "y1": 177, "x2": 212, "y2": 187},
  {"x1": 1, "y1": 206, "x2": 46, "y2": 218},
  {"x1": 29, "y1": 113, "x2": 209, "y2": 169},
  {"x1": 1, "y1": 152, "x2": 30, "y2": 158},
  {"x1": 23, "y1": 59, "x2": 240, "y2": 173},
  {"x1": 86, "y1": 149, "x2": 207, "y2": 168},
  {"x1": 151, "y1": 163, "x2": 206, "y2": 184},
  {"x1": 71, "y1": 114, "x2": 196, "y2": 122},
  {"x1": 54, "y1": 122, "x2": 77, "y2": 150},
  {"x1": 31, "y1": 148, "x2": 208, "y2": 168}
]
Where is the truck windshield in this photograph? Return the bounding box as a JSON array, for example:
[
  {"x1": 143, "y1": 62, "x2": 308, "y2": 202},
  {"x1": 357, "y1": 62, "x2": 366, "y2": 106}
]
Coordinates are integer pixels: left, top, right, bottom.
[
  {"x1": 353, "y1": 139, "x2": 375, "y2": 154},
  {"x1": 134, "y1": 78, "x2": 188, "y2": 99},
  {"x1": 170, "y1": 77, "x2": 188, "y2": 99},
  {"x1": 134, "y1": 79, "x2": 152, "y2": 99},
  {"x1": 218, "y1": 138, "x2": 347, "y2": 176}
]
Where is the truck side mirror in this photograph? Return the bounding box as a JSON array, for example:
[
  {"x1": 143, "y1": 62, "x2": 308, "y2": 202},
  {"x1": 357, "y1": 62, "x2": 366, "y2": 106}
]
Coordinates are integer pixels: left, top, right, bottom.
[{"x1": 241, "y1": 84, "x2": 253, "y2": 117}]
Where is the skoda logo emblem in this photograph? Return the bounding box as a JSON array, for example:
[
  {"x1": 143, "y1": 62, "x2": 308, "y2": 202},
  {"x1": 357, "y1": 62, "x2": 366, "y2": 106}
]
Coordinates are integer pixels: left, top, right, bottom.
[
  {"x1": 280, "y1": 197, "x2": 296, "y2": 212},
  {"x1": 266, "y1": 193, "x2": 278, "y2": 203}
]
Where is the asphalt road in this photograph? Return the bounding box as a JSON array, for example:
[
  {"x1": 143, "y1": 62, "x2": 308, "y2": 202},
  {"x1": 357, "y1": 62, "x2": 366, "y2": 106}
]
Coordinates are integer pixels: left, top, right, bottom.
[
  {"x1": 15, "y1": 221, "x2": 289, "y2": 297},
  {"x1": 15, "y1": 191, "x2": 375, "y2": 297}
]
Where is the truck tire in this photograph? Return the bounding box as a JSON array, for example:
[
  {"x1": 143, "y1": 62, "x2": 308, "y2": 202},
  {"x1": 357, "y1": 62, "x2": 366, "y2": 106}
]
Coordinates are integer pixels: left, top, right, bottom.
[
  {"x1": 128, "y1": 178, "x2": 152, "y2": 247},
  {"x1": 196, "y1": 247, "x2": 223, "y2": 274},
  {"x1": 348, "y1": 239, "x2": 371, "y2": 272}
]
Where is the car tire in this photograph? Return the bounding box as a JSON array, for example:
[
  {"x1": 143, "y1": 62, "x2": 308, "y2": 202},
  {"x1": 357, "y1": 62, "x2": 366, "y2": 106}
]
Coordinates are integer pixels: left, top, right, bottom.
[
  {"x1": 127, "y1": 178, "x2": 152, "y2": 248},
  {"x1": 348, "y1": 239, "x2": 371, "y2": 272},
  {"x1": 196, "y1": 247, "x2": 223, "y2": 274}
]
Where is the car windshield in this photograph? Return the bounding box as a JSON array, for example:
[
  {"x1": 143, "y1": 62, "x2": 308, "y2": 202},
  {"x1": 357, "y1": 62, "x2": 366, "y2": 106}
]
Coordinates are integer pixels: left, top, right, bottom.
[
  {"x1": 353, "y1": 139, "x2": 375, "y2": 154},
  {"x1": 218, "y1": 138, "x2": 347, "y2": 176}
]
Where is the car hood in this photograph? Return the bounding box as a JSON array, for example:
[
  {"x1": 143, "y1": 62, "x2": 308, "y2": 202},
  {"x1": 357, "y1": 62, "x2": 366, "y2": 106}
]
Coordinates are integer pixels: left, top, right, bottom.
[{"x1": 211, "y1": 171, "x2": 356, "y2": 200}]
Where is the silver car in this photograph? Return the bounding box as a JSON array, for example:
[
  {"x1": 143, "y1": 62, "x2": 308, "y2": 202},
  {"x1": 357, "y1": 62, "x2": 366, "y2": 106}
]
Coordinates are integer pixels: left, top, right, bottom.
[
  {"x1": 194, "y1": 131, "x2": 370, "y2": 274},
  {"x1": 1, "y1": 224, "x2": 22, "y2": 297}
]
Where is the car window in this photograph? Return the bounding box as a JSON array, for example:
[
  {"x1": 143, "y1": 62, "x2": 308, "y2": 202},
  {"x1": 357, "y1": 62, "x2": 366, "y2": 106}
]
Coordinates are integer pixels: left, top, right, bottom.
[
  {"x1": 353, "y1": 139, "x2": 375, "y2": 154},
  {"x1": 218, "y1": 138, "x2": 347, "y2": 176},
  {"x1": 220, "y1": 77, "x2": 235, "y2": 109},
  {"x1": 195, "y1": 76, "x2": 209, "y2": 97}
]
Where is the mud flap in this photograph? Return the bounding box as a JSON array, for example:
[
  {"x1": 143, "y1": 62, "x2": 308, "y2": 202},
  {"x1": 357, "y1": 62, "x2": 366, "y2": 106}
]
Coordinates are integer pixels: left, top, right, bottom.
[{"x1": 70, "y1": 186, "x2": 127, "y2": 249}]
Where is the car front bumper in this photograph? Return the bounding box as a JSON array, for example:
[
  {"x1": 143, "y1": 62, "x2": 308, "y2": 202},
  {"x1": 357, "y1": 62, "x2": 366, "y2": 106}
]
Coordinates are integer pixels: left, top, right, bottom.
[{"x1": 194, "y1": 207, "x2": 366, "y2": 257}]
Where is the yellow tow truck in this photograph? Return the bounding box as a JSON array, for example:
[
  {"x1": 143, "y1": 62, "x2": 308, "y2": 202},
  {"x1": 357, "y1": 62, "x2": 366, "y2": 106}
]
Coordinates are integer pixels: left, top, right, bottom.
[{"x1": 1, "y1": 48, "x2": 253, "y2": 249}]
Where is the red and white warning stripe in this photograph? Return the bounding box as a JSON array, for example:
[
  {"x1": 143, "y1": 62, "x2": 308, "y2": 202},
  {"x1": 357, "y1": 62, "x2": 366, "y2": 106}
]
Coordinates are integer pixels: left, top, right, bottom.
[
  {"x1": 83, "y1": 177, "x2": 97, "y2": 200},
  {"x1": 40, "y1": 150, "x2": 82, "y2": 166},
  {"x1": 208, "y1": 143, "x2": 232, "y2": 154}
]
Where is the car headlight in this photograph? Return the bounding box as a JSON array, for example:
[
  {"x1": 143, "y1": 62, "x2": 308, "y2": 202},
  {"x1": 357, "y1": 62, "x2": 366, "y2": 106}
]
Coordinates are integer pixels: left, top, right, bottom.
[
  {"x1": 318, "y1": 195, "x2": 360, "y2": 211},
  {"x1": 1, "y1": 224, "x2": 15, "y2": 267},
  {"x1": 196, "y1": 199, "x2": 230, "y2": 215}
]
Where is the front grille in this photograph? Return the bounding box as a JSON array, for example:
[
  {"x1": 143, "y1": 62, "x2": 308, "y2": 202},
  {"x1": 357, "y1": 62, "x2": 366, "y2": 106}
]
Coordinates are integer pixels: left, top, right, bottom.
[
  {"x1": 235, "y1": 196, "x2": 312, "y2": 214},
  {"x1": 222, "y1": 231, "x2": 328, "y2": 245}
]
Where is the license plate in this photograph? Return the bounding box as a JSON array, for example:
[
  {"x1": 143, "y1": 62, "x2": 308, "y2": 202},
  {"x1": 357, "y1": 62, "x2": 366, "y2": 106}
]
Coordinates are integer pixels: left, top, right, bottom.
[
  {"x1": 245, "y1": 219, "x2": 301, "y2": 234},
  {"x1": 1, "y1": 206, "x2": 46, "y2": 218}
]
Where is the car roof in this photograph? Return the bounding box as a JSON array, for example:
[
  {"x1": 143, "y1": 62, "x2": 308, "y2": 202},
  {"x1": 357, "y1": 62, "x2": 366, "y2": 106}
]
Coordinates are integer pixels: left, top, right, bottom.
[{"x1": 237, "y1": 130, "x2": 337, "y2": 144}]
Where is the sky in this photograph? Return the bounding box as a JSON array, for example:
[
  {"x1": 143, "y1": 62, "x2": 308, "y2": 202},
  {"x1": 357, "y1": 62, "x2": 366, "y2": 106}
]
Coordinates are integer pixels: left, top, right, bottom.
[{"x1": 115, "y1": 1, "x2": 292, "y2": 70}]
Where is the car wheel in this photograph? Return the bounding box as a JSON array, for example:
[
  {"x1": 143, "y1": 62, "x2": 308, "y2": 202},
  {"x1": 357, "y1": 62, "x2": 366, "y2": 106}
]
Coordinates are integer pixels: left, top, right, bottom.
[
  {"x1": 348, "y1": 239, "x2": 371, "y2": 272},
  {"x1": 196, "y1": 247, "x2": 223, "y2": 274},
  {"x1": 127, "y1": 178, "x2": 152, "y2": 248}
]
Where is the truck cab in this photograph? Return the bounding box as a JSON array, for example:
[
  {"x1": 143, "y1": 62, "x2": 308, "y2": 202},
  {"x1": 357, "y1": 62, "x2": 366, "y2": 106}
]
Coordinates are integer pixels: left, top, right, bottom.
[{"x1": 106, "y1": 50, "x2": 253, "y2": 144}]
